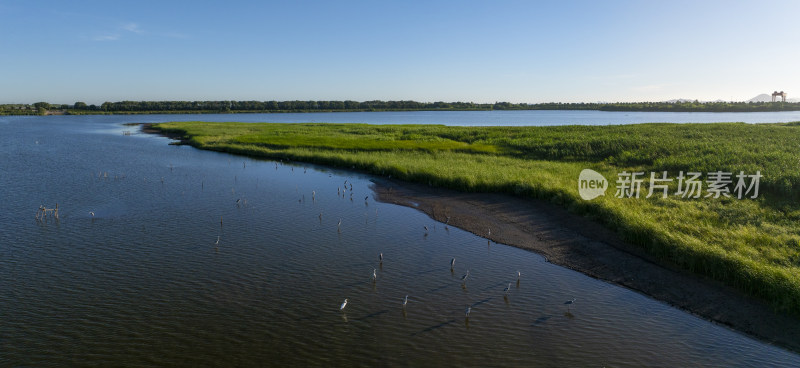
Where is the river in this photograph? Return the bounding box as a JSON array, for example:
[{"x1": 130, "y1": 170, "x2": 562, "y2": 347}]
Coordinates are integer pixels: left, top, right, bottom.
[{"x1": 1, "y1": 113, "x2": 798, "y2": 366}]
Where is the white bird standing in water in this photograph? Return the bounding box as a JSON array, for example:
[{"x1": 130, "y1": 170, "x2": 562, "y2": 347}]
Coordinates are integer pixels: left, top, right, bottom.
[
  {"x1": 372, "y1": 268, "x2": 377, "y2": 281},
  {"x1": 450, "y1": 257, "x2": 455, "y2": 270},
  {"x1": 340, "y1": 299, "x2": 348, "y2": 310},
  {"x1": 517, "y1": 270, "x2": 521, "y2": 280},
  {"x1": 215, "y1": 236, "x2": 220, "y2": 245},
  {"x1": 403, "y1": 295, "x2": 408, "y2": 307},
  {"x1": 465, "y1": 305, "x2": 471, "y2": 317},
  {"x1": 89, "y1": 211, "x2": 95, "y2": 217},
  {"x1": 379, "y1": 253, "x2": 383, "y2": 263}
]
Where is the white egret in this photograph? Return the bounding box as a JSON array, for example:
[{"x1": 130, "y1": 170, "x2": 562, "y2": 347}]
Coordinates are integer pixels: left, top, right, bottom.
[
  {"x1": 379, "y1": 253, "x2": 383, "y2": 263},
  {"x1": 465, "y1": 305, "x2": 471, "y2": 317},
  {"x1": 372, "y1": 268, "x2": 377, "y2": 281},
  {"x1": 340, "y1": 299, "x2": 348, "y2": 310},
  {"x1": 403, "y1": 295, "x2": 408, "y2": 307},
  {"x1": 215, "y1": 236, "x2": 220, "y2": 245}
]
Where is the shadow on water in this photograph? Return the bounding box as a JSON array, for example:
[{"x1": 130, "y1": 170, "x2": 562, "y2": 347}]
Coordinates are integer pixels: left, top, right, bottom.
[
  {"x1": 531, "y1": 315, "x2": 551, "y2": 327},
  {"x1": 470, "y1": 298, "x2": 492, "y2": 308},
  {"x1": 412, "y1": 319, "x2": 458, "y2": 337},
  {"x1": 427, "y1": 283, "x2": 456, "y2": 294},
  {"x1": 478, "y1": 282, "x2": 508, "y2": 293},
  {"x1": 354, "y1": 309, "x2": 389, "y2": 322}
]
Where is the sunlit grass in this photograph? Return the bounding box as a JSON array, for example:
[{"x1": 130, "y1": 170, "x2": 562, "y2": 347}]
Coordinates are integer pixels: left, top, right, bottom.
[{"x1": 154, "y1": 121, "x2": 800, "y2": 315}]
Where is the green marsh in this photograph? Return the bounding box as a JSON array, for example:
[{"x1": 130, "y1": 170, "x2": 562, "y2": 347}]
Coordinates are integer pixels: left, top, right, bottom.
[{"x1": 154, "y1": 121, "x2": 800, "y2": 315}]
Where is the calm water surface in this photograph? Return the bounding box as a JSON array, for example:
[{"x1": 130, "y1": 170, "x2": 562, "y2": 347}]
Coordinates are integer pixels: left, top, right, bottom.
[
  {"x1": 7, "y1": 109, "x2": 800, "y2": 127},
  {"x1": 1, "y1": 114, "x2": 799, "y2": 367}
]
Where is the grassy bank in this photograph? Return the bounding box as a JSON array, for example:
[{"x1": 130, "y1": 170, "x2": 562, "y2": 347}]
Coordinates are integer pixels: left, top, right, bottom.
[{"x1": 153, "y1": 121, "x2": 800, "y2": 315}]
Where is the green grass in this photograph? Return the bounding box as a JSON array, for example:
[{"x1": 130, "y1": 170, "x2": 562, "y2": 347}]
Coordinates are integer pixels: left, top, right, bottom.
[{"x1": 154, "y1": 121, "x2": 800, "y2": 315}]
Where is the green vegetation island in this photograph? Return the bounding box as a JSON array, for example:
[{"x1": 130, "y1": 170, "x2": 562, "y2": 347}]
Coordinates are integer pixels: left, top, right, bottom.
[
  {"x1": 152, "y1": 121, "x2": 800, "y2": 319},
  {"x1": 4, "y1": 99, "x2": 800, "y2": 115}
]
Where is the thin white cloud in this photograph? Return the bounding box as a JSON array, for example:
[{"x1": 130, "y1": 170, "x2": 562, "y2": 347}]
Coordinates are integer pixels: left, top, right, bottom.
[
  {"x1": 92, "y1": 22, "x2": 142, "y2": 41},
  {"x1": 122, "y1": 22, "x2": 143, "y2": 34},
  {"x1": 93, "y1": 34, "x2": 120, "y2": 41},
  {"x1": 91, "y1": 21, "x2": 187, "y2": 41}
]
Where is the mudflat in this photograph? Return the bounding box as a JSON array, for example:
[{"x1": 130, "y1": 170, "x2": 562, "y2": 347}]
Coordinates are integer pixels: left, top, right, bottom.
[{"x1": 371, "y1": 177, "x2": 800, "y2": 353}]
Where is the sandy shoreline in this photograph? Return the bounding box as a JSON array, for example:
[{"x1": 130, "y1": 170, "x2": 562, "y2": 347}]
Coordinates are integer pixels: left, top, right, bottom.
[{"x1": 371, "y1": 177, "x2": 800, "y2": 353}]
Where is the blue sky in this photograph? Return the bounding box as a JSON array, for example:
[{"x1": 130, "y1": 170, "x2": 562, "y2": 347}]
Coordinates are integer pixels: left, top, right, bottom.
[{"x1": 1, "y1": 0, "x2": 797, "y2": 104}]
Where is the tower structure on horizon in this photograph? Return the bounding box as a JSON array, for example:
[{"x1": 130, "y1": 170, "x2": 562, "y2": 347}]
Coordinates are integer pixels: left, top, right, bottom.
[{"x1": 772, "y1": 91, "x2": 787, "y2": 102}]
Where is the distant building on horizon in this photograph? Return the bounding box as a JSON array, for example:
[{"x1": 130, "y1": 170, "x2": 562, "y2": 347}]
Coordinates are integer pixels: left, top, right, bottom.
[{"x1": 772, "y1": 91, "x2": 787, "y2": 102}]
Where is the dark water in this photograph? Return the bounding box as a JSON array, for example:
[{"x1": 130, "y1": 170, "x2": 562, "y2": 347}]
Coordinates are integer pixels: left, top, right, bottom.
[{"x1": 1, "y1": 115, "x2": 799, "y2": 367}]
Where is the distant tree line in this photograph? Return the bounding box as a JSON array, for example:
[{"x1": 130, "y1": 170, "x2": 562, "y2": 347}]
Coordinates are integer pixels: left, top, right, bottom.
[
  {"x1": 2, "y1": 100, "x2": 800, "y2": 115},
  {"x1": 596, "y1": 100, "x2": 800, "y2": 112}
]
